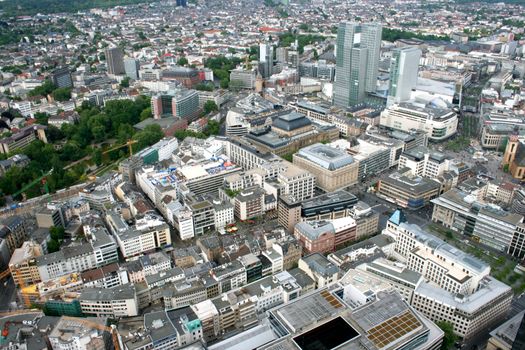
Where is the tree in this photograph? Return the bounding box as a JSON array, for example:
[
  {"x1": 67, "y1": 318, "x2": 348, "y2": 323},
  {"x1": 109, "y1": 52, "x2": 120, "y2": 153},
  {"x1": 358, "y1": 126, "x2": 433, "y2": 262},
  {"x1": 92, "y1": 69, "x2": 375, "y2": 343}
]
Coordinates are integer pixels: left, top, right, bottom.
[
  {"x1": 28, "y1": 80, "x2": 55, "y2": 97},
  {"x1": 52, "y1": 87, "x2": 72, "y2": 102},
  {"x1": 134, "y1": 124, "x2": 164, "y2": 150},
  {"x1": 140, "y1": 107, "x2": 152, "y2": 121},
  {"x1": 177, "y1": 57, "x2": 188, "y2": 66},
  {"x1": 206, "y1": 120, "x2": 220, "y2": 135},
  {"x1": 50, "y1": 226, "x2": 65, "y2": 241},
  {"x1": 34, "y1": 112, "x2": 49, "y2": 125},
  {"x1": 220, "y1": 79, "x2": 229, "y2": 89},
  {"x1": 120, "y1": 77, "x2": 130, "y2": 88},
  {"x1": 436, "y1": 321, "x2": 457, "y2": 350},
  {"x1": 203, "y1": 101, "x2": 218, "y2": 115},
  {"x1": 47, "y1": 239, "x2": 60, "y2": 253}
]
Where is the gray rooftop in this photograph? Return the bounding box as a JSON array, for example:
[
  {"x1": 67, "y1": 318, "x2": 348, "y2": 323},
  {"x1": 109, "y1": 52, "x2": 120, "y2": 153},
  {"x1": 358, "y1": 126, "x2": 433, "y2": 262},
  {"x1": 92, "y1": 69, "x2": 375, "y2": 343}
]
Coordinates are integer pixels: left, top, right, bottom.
[{"x1": 296, "y1": 143, "x2": 355, "y2": 170}]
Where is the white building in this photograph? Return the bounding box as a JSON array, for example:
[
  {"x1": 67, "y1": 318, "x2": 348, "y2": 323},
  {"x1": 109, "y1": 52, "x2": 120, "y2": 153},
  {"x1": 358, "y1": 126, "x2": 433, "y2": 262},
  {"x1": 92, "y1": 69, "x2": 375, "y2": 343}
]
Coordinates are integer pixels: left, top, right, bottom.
[
  {"x1": 380, "y1": 102, "x2": 458, "y2": 142},
  {"x1": 398, "y1": 146, "x2": 451, "y2": 178},
  {"x1": 49, "y1": 317, "x2": 109, "y2": 350},
  {"x1": 106, "y1": 212, "x2": 171, "y2": 259},
  {"x1": 79, "y1": 284, "x2": 139, "y2": 318}
]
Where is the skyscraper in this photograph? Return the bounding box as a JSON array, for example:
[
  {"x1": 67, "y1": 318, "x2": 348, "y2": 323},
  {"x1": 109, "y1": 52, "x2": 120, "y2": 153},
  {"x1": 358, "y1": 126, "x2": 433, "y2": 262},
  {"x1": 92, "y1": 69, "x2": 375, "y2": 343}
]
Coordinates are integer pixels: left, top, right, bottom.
[
  {"x1": 333, "y1": 22, "x2": 382, "y2": 107},
  {"x1": 387, "y1": 47, "x2": 421, "y2": 106},
  {"x1": 105, "y1": 47, "x2": 125, "y2": 75},
  {"x1": 124, "y1": 58, "x2": 140, "y2": 80},
  {"x1": 176, "y1": 0, "x2": 187, "y2": 6},
  {"x1": 259, "y1": 43, "x2": 274, "y2": 78}
]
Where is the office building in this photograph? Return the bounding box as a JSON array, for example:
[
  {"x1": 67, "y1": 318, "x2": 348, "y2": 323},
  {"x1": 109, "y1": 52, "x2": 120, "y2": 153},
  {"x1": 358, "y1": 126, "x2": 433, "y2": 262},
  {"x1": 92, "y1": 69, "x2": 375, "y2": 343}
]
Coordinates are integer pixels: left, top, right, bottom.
[
  {"x1": 293, "y1": 143, "x2": 359, "y2": 192},
  {"x1": 171, "y1": 89, "x2": 200, "y2": 121},
  {"x1": 124, "y1": 58, "x2": 140, "y2": 80},
  {"x1": 385, "y1": 211, "x2": 513, "y2": 342},
  {"x1": 105, "y1": 47, "x2": 125, "y2": 75},
  {"x1": 162, "y1": 67, "x2": 200, "y2": 88},
  {"x1": 377, "y1": 171, "x2": 441, "y2": 209},
  {"x1": 301, "y1": 189, "x2": 358, "y2": 220},
  {"x1": 334, "y1": 22, "x2": 382, "y2": 107},
  {"x1": 266, "y1": 287, "x2": 443, "y2": 350},
  {"x1": 380, "y1": 102, "x2": 458, "y2": 142},
  {"x1": 479, "y1": 107, "x2": 525, "y2": 149},
  {"x1": 398, "y1": 146, "x2": 451, "y2": 178},
  {"x1": 259, "y1": 43, "x2": 274, "y2": 78},
  {"x1": 431, "y1": 188, "x2": 525, "y2": 255},
  {"x1": 51, "y1": 67, "x2": 73, "y2": 89},
  {"x1": 79, "y1": 284, "x2": 139, "y2": 317},
  {"x1": 234, "y1": 186, "x2": 265, "y2": 220},
  {"x1": 176, "y1": 0, "x2": 187, "y2": 6},
  {"x1": 106, "y1": 212, "x2": 171, "y2": 259},
  {"x1": 388, "y1": 47, "x2": 422, "y2": 106},
  {"x1": 229, "y1": 68, "x2": 257, "y2": 89}
]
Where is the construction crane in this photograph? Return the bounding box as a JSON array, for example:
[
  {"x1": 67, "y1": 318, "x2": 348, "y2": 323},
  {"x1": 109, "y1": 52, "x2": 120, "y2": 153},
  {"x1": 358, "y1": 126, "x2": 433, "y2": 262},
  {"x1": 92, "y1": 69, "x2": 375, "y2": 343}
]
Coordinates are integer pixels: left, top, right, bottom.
[
  {"x1": 11, "y1": 168, "x2": 54, "y2": 201},
  {"x1": 0, "y1": 269, "x2": 10, "y2": 281},
  {"x1": 15, "y1": 270, "x2": 31, "y2": 308},
  {"x1": 102, "y1": 139, "x2": 138, "y2": 158},
  {"x1": 61, "y1": 316, "x2": 121, "y2": 350}
]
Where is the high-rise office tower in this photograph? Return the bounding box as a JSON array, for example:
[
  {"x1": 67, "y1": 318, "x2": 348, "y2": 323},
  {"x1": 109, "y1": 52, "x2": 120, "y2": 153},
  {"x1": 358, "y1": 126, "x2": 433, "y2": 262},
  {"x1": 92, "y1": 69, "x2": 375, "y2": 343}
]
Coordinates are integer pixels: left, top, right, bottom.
[
  {"x1": 51, "y1": 67, "x2": 73, "y2": 89},
  {"x1": 124, "y1": 58, "x2": 140, "y2": 80},
  {"x1": 276, "y1": 47, "x2": 288, "y2": 64},
  {"x1": 387, "y1": 47, "x2": 421, "y2": 106},
  {"x1": 259, "y1": 43, "x2": 274, "y2": 78},
  {"x1": 105, "y1": 47, "x2": 125, "y2": 75},
  {"x1": 176, "y1": 0, "x2": 187, "y2": 6},
  {"x1": 333, "y1": 22, "x2": 382, "y2": 107}
]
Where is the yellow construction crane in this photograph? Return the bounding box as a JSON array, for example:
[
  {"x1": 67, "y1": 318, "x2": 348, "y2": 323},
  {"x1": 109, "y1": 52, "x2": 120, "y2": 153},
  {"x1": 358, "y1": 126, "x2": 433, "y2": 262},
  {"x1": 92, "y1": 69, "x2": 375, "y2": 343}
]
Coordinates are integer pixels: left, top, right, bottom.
[
  {"x1": 102, "y1": 139, "x2": 138, "y2": 158},
  {"x1": 61, "y1": 316, "x2": 121, "y2": 350}
]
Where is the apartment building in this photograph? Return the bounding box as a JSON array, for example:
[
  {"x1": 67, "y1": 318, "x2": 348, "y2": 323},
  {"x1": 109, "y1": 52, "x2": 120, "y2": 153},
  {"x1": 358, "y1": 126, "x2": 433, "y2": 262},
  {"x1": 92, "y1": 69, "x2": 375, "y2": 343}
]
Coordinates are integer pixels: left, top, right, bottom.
[
  {"x1": 298, "y1": 253, "x2": 339, "y2": 288},
  {"x1": 234, "y1": 186, "x2": 265, "y2": 220}
]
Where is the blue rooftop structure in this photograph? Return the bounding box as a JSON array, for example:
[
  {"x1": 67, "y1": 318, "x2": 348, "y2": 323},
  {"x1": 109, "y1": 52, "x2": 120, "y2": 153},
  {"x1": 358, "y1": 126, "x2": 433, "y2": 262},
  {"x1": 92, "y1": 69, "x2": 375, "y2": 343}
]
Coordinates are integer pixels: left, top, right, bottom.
[{"x1": 388, "y1": 209, "x2": 407, "y2": 226}]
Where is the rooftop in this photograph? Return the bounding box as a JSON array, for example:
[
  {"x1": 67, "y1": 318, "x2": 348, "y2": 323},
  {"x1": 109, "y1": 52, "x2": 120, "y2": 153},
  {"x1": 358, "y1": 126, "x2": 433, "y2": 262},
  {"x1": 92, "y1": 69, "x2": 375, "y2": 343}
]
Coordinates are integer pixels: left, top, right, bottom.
[{"x1": 296, "y1": 143, "x2": 355, "y2": 170}]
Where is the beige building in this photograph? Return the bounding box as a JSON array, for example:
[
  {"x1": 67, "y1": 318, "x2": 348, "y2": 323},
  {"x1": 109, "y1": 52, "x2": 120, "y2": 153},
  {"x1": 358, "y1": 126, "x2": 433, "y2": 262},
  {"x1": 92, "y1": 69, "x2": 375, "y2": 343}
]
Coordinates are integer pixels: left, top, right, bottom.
[
  {"x1": 293, "y1": 143, "x2": 359, "y2": 192},
  {"x1": 9, "y1": 241, "x2": 43, "y2": 286},
  {"x1": 277, "y1": 195, "x2": 302, "y2": 234}
]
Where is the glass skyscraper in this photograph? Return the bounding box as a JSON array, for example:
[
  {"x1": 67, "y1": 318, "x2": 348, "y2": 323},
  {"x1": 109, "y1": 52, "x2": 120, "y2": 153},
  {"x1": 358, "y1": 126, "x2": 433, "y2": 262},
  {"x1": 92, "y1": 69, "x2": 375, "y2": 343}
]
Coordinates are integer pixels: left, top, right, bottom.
[{"x1": 333, "y1": 22, "x2": 382, "y2": 107}]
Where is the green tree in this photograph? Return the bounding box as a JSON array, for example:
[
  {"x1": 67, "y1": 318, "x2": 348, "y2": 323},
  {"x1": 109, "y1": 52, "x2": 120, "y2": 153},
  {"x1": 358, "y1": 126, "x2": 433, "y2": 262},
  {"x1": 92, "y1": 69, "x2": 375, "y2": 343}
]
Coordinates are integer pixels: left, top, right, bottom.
[
  {"x1": 206, "y1": 120, "x2": 220, "y2": 135},
  {"x1": 134, "y1": 124, "x2": 164, "y2": 149},
  {"x1": 47, "y1": 239, "x2": 60, "y2": 253},
  {"x1": 177, "y1": 57, "x2": 188, "y2": 66},
  {"x1": 203, "y1": 101, "x2": 218, "y2": 115},
  {"x1": 140, "y1": 107, "x2": 152, "y2": 121},
  {"x1": 34, "y1": 112, "x2": 49, "y2": 125},
  {"x1": 50, "y1": 226, "x2": 65, "y2": 240},
  {"x1": 52, "y1": 87, "x2": 72, "y2": 102},
  {"x1": 120, "y1": 77, "x2": 130, "y2": 88},
  {"x1": 28, "y1": 80, "x2": 55, "y2": 97},
  {"x1": 436, "y1": 321, "x2": 457, "y2": 350},
  {"x1": 220, "y1": 79, "x2": 229, "y2": 89}
]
